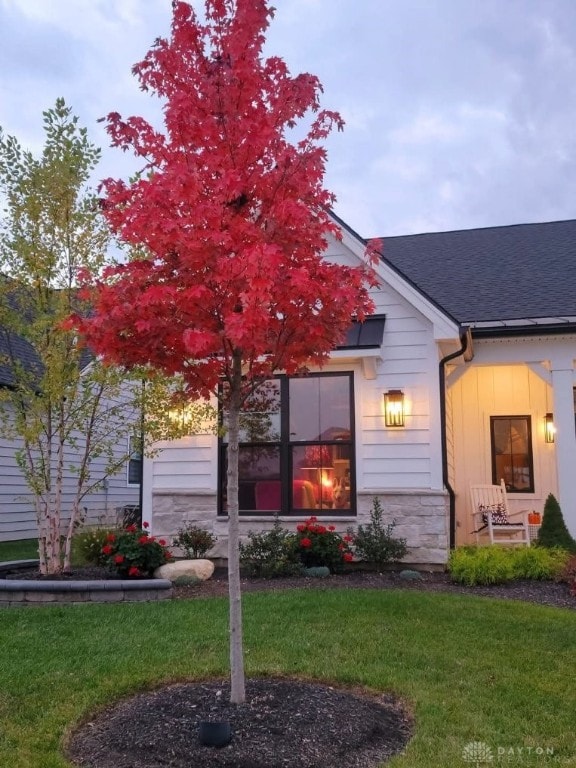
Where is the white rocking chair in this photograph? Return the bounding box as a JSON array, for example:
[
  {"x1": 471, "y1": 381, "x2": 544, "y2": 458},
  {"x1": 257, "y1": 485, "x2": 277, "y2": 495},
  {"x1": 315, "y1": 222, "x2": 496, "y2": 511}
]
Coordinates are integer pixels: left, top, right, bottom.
[{"x1": 470, "y1": 480, "x2": 530, "y2": 546}]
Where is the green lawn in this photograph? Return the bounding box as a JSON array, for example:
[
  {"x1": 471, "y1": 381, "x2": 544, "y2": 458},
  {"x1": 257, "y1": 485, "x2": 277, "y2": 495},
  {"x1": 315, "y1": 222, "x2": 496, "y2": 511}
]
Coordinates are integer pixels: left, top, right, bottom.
[
  {"x1": 0, "y1": 589, "x2": 575, "y2": 767},
  {"x1": 0, "y1": 538, "x2": 39, "y2": 561},
  {"x1": 0, "y1": 538, "x2": 88, "y2": 566}
]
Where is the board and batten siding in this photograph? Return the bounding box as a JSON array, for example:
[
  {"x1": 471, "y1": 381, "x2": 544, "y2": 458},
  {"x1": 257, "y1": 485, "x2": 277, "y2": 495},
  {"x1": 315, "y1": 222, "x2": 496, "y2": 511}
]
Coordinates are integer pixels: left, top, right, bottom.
[{"x1": 449, "y1": 361, "x2": 557, "y2": 545}]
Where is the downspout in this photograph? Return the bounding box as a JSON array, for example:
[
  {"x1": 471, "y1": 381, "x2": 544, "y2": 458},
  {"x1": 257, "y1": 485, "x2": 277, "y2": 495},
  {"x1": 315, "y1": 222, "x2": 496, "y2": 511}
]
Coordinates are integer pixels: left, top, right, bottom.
[
  {"x1": 138, "y1": 379, "x2": 145, "y2": 526},
  {"x1": 439, "y1": 329, "x2": 469, "y2": 549}
]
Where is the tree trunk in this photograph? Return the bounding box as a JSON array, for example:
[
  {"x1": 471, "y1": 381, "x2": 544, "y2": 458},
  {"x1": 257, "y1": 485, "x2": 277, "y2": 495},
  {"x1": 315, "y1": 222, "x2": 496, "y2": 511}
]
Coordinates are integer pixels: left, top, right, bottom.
[
  {"x1": 227, "y1": 350, "x2": 246, "y2": 704},
  {"x1": 63, "y1": 500, "x2": 81, "y2": 572},
  {"x1": 36, "y1": 498, "x2": 48, "y2": 574}
]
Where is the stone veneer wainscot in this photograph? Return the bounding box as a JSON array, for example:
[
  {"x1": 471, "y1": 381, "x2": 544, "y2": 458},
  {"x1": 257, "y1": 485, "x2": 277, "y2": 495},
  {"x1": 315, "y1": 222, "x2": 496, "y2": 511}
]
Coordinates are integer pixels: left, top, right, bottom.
[{"x1": 152, "y1": 488, "x2": 449, "y2": 565}]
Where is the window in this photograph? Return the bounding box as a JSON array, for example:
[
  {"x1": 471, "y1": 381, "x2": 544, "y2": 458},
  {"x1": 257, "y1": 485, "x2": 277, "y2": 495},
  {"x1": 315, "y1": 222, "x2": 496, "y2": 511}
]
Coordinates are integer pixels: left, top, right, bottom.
[
  {"x1": 219, "y1": 372, "x2": 355, "y2": 516},
  {"x1": 127, "y1": 436, "x2": 142, "y2": 486},
  {"x1": 490, "y1": 416, "x2": 534, "y2": 492}
]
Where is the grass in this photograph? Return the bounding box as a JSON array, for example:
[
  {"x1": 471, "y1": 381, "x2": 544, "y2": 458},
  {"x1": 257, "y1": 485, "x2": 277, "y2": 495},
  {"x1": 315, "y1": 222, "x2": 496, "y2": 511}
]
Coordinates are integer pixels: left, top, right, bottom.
[
  {"x1": 0, "y1": 538, "x2": 88, "y2": 566},
  {"x1": 1, "y1": 589, "x2": 575, "y2": 767},
  {"x1": 0, "y1": 538, "x2": 39, "y2": 561}
]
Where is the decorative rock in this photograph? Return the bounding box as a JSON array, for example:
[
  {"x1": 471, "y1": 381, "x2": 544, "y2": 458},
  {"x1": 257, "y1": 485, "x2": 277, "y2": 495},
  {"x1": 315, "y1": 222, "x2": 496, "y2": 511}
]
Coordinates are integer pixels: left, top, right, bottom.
[
  {"x1": 154, "y1": 559, "x2": 214, "y2": 582},
  {"x1": 303, "y1": 566, "x2": 331, "y2": 578},
  {"x1": 399, "y1": 569, "x2": 424, "y2": 581}
]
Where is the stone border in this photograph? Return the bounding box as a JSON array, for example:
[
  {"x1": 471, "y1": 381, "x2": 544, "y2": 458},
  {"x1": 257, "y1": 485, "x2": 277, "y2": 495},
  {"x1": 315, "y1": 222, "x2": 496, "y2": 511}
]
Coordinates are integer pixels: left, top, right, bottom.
[{"x1": 0, "y1": 578, "x2": 173, "y2": 606}]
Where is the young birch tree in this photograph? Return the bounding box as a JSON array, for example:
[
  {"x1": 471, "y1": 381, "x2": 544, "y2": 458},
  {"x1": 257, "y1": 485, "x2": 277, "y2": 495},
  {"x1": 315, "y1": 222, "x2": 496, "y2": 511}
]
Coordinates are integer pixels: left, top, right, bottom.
[
  {"x1": 0, "y1": 101, "x2": 148, "y2": 574},
  {"x1": 73, "y1": 0, "x2": 377, "y2": 703}
]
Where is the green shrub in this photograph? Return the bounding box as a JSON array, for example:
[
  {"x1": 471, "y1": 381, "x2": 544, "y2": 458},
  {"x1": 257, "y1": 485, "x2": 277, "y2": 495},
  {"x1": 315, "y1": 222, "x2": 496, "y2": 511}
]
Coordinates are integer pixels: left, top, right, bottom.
[
  {"x1": 449, "y1": 546, "x2": 516, "y2": 586},
  {"x1": 74, "y1": 527, "x2": 120, "y2": 566},
  {"x1": 399, "y1": 569, "x2": 423, "y2": 581},
  {"x1": 449, "y1": 545, "x2": 569, "y2": 586},
  {"x1": 351, "y1": 497, "x2": 407, "y2": 570},
  {"x1": 294, "y1": 517, "x2": 354, "y2": 573},
  {"x1": 240, "y1": 518, "x2": 302, "y2": 578},
  {"x1": 173, "y1": 523, "x2": 216, "y2": 559},
  {"x1": 512, "y1": 546, "x2": 568, "y2": 580},
  {"x1": 536, "y1": 494, "x2": 576, "y2": 552}
]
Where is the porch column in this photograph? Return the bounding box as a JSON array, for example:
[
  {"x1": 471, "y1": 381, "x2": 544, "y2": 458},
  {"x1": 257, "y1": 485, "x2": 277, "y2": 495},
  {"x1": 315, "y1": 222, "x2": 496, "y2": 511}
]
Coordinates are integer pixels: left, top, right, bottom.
[{"x1": 550, "y1": 363, "x2": 576, "y2": 536}]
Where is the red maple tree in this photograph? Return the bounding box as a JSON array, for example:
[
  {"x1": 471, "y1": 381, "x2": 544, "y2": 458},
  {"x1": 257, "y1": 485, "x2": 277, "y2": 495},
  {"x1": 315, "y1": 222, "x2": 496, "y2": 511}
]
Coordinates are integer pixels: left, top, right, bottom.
[{"x1": 73, "y1": 0, "x2": 376, "y2": 703}]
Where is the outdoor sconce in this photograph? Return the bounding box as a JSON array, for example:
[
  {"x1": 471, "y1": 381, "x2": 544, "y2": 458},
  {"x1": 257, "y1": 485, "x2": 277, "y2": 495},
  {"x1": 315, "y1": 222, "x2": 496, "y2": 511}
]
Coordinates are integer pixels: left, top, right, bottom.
[
  {"x1": 545, "y1": 413, "x2": 555, "y2": 444},
  {"x1": 384, "y1": 389, "x2": 405, "y2": 427}
]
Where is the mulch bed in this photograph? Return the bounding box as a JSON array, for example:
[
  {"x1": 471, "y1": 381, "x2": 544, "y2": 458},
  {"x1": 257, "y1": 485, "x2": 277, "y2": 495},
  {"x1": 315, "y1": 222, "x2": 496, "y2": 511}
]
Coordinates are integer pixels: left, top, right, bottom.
[
  {"x1": 9, "y1": 565, "x2": 576, "y2": 611},
  {"x1": 167, "y1": 567, "x2": 576, "y2": 611},
  {"x1": 66, "y1": 678, "x2": 412, "y2": 768},
  {"x1": 10, "y1": 565, "x2": 574, "y2": 767}
]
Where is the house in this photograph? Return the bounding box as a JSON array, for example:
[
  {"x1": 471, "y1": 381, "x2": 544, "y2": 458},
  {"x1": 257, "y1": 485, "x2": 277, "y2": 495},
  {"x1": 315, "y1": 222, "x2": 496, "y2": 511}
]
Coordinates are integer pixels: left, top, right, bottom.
[
  {"x1": 142, "y1": 216, "x2": 576, "y2": 564},
  {"x1": 0, "y1": 328, "x2": 142, "y2": 542}
]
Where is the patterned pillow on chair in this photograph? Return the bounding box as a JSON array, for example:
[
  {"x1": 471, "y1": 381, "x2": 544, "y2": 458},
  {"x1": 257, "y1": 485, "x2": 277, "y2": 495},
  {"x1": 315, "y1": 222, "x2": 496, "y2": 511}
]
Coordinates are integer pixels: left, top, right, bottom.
[{"x1": 478, "y1": 503, "x2": 508, "y2": 525}]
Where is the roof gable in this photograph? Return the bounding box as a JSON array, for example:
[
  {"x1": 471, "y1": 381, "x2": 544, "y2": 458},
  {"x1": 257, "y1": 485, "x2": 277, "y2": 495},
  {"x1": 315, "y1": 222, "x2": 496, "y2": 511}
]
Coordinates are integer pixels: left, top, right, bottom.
[{"x1": 329, "y1": 212, "x2": 460, "y2": 341}]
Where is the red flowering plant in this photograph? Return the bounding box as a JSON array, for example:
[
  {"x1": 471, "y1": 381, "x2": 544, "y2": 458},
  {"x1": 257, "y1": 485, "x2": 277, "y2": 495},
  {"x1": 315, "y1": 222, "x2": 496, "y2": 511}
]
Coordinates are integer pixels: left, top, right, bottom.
[
  {"x1": 293, "y1": 517, "x2": 354, "y2": 573},
  {"x1": 100, "y1": 522, "x2": 173, "y2": 578}
]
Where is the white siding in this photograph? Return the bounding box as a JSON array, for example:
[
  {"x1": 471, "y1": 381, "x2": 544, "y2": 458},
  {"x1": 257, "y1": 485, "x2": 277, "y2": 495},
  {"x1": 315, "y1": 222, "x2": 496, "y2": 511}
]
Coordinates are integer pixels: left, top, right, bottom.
[
  {"x1": 355, "y1": 279, "x2": 442, "y2": 493},
  {"x1": 150, "y1": 435, "x2": 218, "y2": 491}
]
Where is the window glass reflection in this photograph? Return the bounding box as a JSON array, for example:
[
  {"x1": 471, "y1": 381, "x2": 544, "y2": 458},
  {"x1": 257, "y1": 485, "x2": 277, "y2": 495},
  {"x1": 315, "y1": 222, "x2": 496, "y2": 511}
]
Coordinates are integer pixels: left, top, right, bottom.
[
  {"x1": 222, "y1": 445, "x2": 281, "y2": 512},
  {"x1": 289, "y1": 377, "x2": 350, "y2": 442},
  {"x1": 222, "y1": 380, "x2": 281, "y2": 443}
]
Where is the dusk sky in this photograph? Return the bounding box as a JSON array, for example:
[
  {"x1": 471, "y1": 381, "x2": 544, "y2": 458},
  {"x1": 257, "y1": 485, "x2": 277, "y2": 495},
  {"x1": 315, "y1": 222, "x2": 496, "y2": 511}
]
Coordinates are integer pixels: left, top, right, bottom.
[{"x1": 1, "y1": 0, "x2": 576, "y2": 237}]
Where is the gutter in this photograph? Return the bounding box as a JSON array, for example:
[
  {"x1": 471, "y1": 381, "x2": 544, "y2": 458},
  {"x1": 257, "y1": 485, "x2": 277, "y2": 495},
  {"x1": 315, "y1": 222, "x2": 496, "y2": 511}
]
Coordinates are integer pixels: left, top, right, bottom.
[
  {"x1": 439, "y1": 329, "x2": 469, "y2": 550},
  {"x1": 470, "y1": 322, "x2": 576, "y2": 339}
]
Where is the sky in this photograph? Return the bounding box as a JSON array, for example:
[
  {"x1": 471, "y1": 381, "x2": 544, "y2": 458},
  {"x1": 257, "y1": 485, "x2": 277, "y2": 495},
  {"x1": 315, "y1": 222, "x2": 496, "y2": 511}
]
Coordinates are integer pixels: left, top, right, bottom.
[{"x1": 1, "y1": 0, "x2": 576, "y2": 238}]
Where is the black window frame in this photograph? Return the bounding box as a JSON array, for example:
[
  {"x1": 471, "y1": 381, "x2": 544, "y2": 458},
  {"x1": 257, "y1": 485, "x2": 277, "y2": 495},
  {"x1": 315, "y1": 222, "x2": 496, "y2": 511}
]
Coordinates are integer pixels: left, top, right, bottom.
[
  {"x1": 218, "y1": 371, "x2": 356, "y2": 517},
  {"x1": 127, "y1": 435, "x2": 142, "y2": 487},
  {"x1": 490, "y1": 415, "x2": 534, "y2": 493}
]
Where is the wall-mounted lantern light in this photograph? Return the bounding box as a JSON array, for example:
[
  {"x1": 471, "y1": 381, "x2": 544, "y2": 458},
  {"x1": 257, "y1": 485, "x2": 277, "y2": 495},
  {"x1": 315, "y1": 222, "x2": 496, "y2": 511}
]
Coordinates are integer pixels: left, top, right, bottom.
[
  {"x1": 545, "y1": 413, "x2": 555, "y2": 444},
  {"x1": 384, "y1": 389, "x2": 405, "y2": 427}
]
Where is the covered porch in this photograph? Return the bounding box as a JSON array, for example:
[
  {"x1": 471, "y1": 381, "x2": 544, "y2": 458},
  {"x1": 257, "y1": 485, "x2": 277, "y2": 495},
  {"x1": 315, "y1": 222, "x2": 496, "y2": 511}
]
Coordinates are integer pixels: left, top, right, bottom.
[{"x1": 447, "y1": 334, "x2": 576, "y2": 546}]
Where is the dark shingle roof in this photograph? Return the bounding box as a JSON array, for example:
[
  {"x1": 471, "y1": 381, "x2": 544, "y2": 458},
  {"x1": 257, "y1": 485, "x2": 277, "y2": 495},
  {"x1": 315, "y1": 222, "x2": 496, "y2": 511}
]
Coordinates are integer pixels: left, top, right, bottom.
[
  {"x1": 0, "y1": 277, "x2": 94, "y2": 389},
  {"x1": 0, "y1": 329, "x2": 43, "y2": 388},
  {"x1": 379, "y1": 219, "x2": 576, "y2": 325}
]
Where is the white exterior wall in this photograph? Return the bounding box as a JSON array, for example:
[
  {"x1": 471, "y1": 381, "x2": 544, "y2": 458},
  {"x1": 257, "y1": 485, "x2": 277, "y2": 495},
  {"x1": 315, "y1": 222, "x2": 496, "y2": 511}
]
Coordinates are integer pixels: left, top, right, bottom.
[{"x1": 145, "y1": 232, "x2": 456, "y2": 565}]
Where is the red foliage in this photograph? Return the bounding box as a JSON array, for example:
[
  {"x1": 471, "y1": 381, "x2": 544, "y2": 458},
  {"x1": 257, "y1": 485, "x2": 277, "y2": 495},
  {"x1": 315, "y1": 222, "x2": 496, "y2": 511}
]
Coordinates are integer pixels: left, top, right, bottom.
[
  {"x1": 72, "y1": 0, "x2": 376, "y2": 401},
  {"x1": 73, "y1": 3, "x2": 378, "y2": 703}
]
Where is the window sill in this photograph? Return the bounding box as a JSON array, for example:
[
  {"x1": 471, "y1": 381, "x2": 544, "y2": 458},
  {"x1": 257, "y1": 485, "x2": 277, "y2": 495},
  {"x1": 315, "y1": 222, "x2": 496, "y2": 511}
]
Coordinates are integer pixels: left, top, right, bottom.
[{"x1": 218, "y1": 514, "x2": 358, "y2": 522}]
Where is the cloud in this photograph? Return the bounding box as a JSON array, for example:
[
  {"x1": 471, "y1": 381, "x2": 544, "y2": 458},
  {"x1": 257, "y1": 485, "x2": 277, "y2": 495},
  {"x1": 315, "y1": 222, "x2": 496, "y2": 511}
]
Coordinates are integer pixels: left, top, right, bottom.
[{"x1": 1, "y1": 0, "x2": 576, "y2": 236}]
